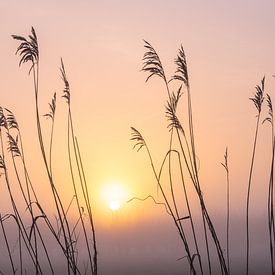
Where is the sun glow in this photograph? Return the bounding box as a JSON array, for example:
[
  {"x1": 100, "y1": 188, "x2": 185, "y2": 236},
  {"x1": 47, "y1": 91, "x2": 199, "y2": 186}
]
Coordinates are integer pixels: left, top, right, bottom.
[
  {"x1": 101, "y1": 181, "x2": 127, "y2": 211},
  {"x1": 109, "y1": 200, "x2": 121, "y2": 211}
]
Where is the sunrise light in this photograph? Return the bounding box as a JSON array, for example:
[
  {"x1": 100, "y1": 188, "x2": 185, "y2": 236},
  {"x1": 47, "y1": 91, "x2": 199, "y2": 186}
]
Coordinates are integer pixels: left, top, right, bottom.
[{"x1": 101, "y1": 181, "x2": 127, "y2": 211}]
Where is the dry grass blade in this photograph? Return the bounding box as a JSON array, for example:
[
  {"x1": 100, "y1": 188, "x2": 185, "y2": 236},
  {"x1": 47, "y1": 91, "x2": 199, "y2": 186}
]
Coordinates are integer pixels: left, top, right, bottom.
[
  {"x1": 166, "y1": 104, "x2": 183, "y2": 133},
  {"x1": 172, "y1": 45, "x2": 189, "y2": 88},
  {"x1": 165, "y1": 86, "x2": 183, "y2": 132},
  {"x1": 169, "y1": 85, "x2": 183, "y2": 113},
  {"x1": 5, "y1": 109, "x2": 19, "y2": 131},
  {"x1": 130, "y1": 127, "x2": 145, "y2": 152},
  {"x1": 12, "y1": 27, "x2": 38, "y2": 74},
  {"x1": 263, "y1": 94, "x2": 273, "y2": 124},
  {"x1": 142, "y1": 40, "x2": 166, "y2": 82},
  {"x1": 0, "y1": 107, "x2": 7, "y2": 129},
  {"x1": 29, "y1": 215, "x2": 46, "y2": 241},
  {"x1": 250, "y1": 76, "x2": 265, "y2": 114},
  {"x1": 127, "y1": 195, "x2": 172, "y2": 216},
  {"x1": 0, "y1": 155, "x2": 5, "y2": 169},
  {"x1": 7, "y1": 133, "x2": 21, "y2": 156},
  {"x1": 7, "y1": 133, "x2": 21, "y2": 157},
  {"x1": 60, "y1": 58, "x2": 70, "y2": 104},
  {"x1": 267, "y1": 94, "x2": 273, "y2": 118},
  {"x1": 221, "y1": 147, "x2": 228, "y2": 172},
  {"x1": 44, "y1": 92, "x2": 57, "y2": 120},
  {"x1": 221, "y1": 147, "x2": 230, "y2": 274}
]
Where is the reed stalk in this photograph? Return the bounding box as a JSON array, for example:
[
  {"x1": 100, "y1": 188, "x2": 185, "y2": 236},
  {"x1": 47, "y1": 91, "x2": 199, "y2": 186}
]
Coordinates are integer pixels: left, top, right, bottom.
[
  {"x1": 263, "y1": 93, "x2": 275, "y2": 274},
  {"x1": 245, "y1": 77, "x2": 265, "y2": 275}
]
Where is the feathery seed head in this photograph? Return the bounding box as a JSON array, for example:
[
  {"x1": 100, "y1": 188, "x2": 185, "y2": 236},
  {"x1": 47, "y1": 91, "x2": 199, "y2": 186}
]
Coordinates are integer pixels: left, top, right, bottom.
[
  {"x1": 5, "y1": 109, "x2": 19, "y2": 131},
  {"x1": 165, "y1": 86, "x2": 183, "y2": 132},
  {"x1": 7, "y1": 133, "x2": 21, "y2": 157},
  {"x1": 130, "y1": 127, "x2": 146, "y2": 152},
  {"x1": 44, "y1": 92, "x2": 57, "y2": 120},
  {"x1": 173, "y1": 45, "x2": 189, "y2": 88},
  {"x1": 250, "y1": 76, "x2": 265, "y2": 114},
  {"x1": 142, "y1": 40, "x2": 166, "y2": 83},
  {"x1": 0, "y1": 155, "x2": 5, "y2": 170},
  {"x1": 12, "y1": 27, "x2": 39, "y2": 74},
  {"x1": 60, "y1": 59, "x2": 70, "y2": 105},
  {"x1": 0, "y1": 107, "x2": 7, "y2": 129}
]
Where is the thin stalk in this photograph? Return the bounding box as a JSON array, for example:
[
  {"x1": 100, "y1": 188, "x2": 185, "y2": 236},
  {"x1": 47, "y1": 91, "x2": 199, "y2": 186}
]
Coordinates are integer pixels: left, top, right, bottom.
[
  {"x1": 266, "y1": 94, "x2": 275, "y2": 274},
  {"x1": 143, "y1": 141, "x2": 197, "y2": 274},
  {"x1": 172, "y1": 45, "x2": 225, "y2": 271},
  {"x1": 20, "y1": 158, "x2": 72, "y2": 268},
  {"x1": 58, "y1": 196, "x2": 76, "y2": 238},
  {"x1": 49, "y1": 108, "x2": 55, "y2": 176},
  {"x1": 60, "y1": 57, "x2": 97, "y2": 274},
  {"x1": 164, "y1": 81, "x2": 203, "y2": 273},
  {"x1": 0, "y1": 129, "x2": 42, "y2": 273},
  {"x1": 176, "y1": 127, "x2": 212, "y2": 274},
  {"x1": 226, "y1": 163, "x2": 230, "y2": 274},
  {"x1": 202, "y1": 214, "x2": 211, "y2": 275},
  {"x1": 32, "y1": 64, "x2": 76, "y2": 274},
  {"x1": 75, "y1": 137, "x2": 98, "y2": 275},
  {"x1": 7, "y1": 128, "x2": 39, "y2": 273},
  {"x1": 167, "y1": 131, "x2": 185, "y2": 239},
  {"x1": 185, "y1": 85, "x2": 212, "y2": 274},
  {"x1": 18, "y1": 225, "x2": 22, "y2": 275},
  {"x1": 0, "y1": 215, "x2": 16, "y2": 274},
  {"x1": 246, "y1": 114, "x2": 261, "y2": 275},
  {"x1": 67, "y1": 109, "x2": 94, "y2": 274},
  {"x1": 18, "y1": 129, "x2": 39, "y2": 203},
  {"x1": 268, "y1": 138, "x2": 275, "y2": 274},
  {"x1": 16, "y1": 131, "x2": 55, "y2": 274},
  {"x1": 186, "y1": 86, "x2": 199, "y2": 185},
  {"x1": 163, "y1": 149, "x2": 203, "y2": 274},
  {"x1": 266, "y1": 108, "x2": 275, "y2": 274},
  {"x1": 221, "y1": 148, "x2": 230, "y2": 274},
  {"x1": 10, "y1": 151, "x2": 39, "y2": 273}
]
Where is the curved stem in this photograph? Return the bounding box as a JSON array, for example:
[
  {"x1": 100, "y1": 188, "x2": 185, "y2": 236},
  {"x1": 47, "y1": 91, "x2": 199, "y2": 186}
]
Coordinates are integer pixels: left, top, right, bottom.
[
  {"x1": 144, "y1": 141, "x2": 197, "y2": 274},
  {"x1": 75, "y1": 137, "x2": 98, "y2": 274},
  {"x1": 67, "y1": 109, "x2": 94, "y2": 273},
  {"x1": 0, "y1": 215, "x2": 16, "y2": 274},
  {"x1": 33, "y1": 63, "x2": 75, "y2": 274}
]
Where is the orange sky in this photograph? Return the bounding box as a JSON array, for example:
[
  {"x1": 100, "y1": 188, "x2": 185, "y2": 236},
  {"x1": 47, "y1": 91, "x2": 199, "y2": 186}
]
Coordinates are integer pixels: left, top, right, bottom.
[{"x1": 1, "y1": 1, "x2": 275, "y2": 274}]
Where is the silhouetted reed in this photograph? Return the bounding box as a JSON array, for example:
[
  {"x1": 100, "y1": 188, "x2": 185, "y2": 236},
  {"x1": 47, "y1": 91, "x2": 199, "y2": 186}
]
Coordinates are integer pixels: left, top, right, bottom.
[
  {"x1": 0, "y1": 27, "x2": 99, "y2": 274},
  {"x1": 263, "y1": 93, "x2": 275, "y2": 274},
  {"x1": 2, "y1": 26, "x2": 275, "y2": 275},
  {"x1": 61, "y1": 58, "x2": 97, "y2": 274},
  {"x1": 131, "y1": 39, "x2": 275, "y2": 275},
  {"x1": 221, "y1": 148, "x2": 230, "y2": 275},
  {"x1": 12, "y1": 27, "x2": 76, "y2": 273},
  {"x1": 246, "y1": 77, "x2": 265, "y2": 275},
  {"x1": 131, "y1": 41, "x2": 230, "y2": 275}
]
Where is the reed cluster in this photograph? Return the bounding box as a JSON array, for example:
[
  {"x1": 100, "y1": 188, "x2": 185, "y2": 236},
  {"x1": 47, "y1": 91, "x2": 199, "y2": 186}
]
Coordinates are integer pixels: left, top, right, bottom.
[
  {"x1": 0, "y1": 27, "x2": 97, "y2": 274},
  {"x1": 1, "y1": 27, "x2": 275, "y2": 275},
  {"x1": 131, "y1": 41, "x2": 275, "y2": 275}
]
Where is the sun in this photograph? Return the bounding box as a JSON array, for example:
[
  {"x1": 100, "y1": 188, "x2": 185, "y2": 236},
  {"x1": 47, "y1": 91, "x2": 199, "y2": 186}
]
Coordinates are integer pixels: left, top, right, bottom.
[
  {"x1": 109, "y1": 200, "x2": 121, "y2": 211},
  {"x1": 101, "y1": 181, "x2": 126, "y2": 211}
]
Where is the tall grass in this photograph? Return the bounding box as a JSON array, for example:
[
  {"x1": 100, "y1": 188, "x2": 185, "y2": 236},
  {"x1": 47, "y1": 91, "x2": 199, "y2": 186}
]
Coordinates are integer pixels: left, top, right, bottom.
[
  {"x1": 264, "y1": 93, "x2": 275, "y2": 274},
  {"x1": 0, "y1": 27, "x2": 97, "y2": 274},
  {"x1": 246, "y1": 77, "x2": 264, "y2": 275},
  {"x1": 221, "y1": 148, "x2": 230, "y2": 275},
  {"x1": 1, "y1": 27, "x2": 275, "y2": 275},
  {"x1": 131, "y1": 41, "x2": 275, "y2": 275},
  {"x1": 131, "y1": 41, "x2": 229, "y2": 274}
]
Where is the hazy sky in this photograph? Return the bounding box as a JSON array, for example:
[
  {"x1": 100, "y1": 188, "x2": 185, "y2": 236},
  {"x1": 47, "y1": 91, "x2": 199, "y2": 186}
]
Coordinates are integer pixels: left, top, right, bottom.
[{"x1": 1, "y1": 1, "x2": 275, "y2": 274}]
